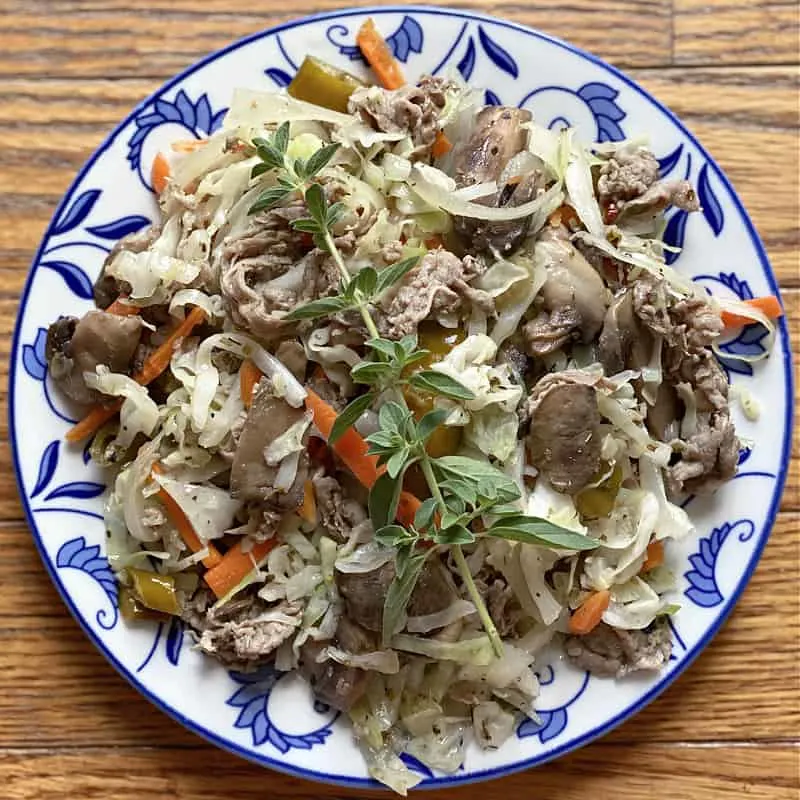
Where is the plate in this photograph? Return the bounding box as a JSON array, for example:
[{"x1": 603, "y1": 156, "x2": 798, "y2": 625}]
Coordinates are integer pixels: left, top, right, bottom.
[{"x1": 9, "y1": 5, "x2": 793, "y2": 790}]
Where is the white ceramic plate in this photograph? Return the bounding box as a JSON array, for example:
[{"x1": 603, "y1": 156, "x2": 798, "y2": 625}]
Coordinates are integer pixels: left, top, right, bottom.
[{"x1": 10, "y1": 6, "x2": 793, "y2": 790}]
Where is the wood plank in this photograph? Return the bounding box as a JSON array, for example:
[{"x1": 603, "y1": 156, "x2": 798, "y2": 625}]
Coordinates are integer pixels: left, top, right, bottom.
[
  {"x1": 0, "y1": 514, "x2": 796, "y2": 747},
  {"x1": 0, "y1": 744, "x2": 797, "y2": 799},
  {"x1": 0, "y1": 0, "x2": 672, "y2": 78},
  {"x1": 675, "y1": 0, "x2": 800, "y2": 66}
]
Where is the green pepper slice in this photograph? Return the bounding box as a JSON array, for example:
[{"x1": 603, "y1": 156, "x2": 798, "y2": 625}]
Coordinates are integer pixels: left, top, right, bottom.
[{"x1": 288, "y1": 56, "x2": 364, "y2": 113}]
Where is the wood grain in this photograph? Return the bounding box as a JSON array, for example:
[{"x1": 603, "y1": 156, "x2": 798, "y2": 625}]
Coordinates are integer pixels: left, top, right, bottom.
[
  {"x1": 0, "y1": 0, "x2": 672, "y2": 77},
  {"x1": 675, "y1": 0, "x2": 800, "y2": 66},
  {"x1": 2, "y1": 745, "x2": 799, "y2": 799},
  {"x1": 0, "y1": 2, "x2": 797, "y2": 798}
]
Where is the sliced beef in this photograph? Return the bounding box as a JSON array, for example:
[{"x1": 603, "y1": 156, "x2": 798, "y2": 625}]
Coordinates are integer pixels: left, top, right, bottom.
[
  {"x1": 229, "y1": 382, "x2": 308, "y2": 509},
  {"x1": 525, "y1": 372, "x2": 602, "y2": 494},
  {"x1": 46, "y1": 310, "x2": 143, "y2": 405},
  {"x1": 347, "y1": 76, "x2": 453, "y2": 160},
  {"x1": 187, "y1": 590, "x2": 301, "y2": 670},
  {"x1": 312, "y1": 474, "x2": 369, "y2": 543},
  {"x1": 523, "y1": 225, "x2": 610, "y2": 357},
  {"x1": 565, "y1": 619, "x2": 672, "y2": 678},
  {"x1": 617, "y1": 179, "x2": 699, "y2": 221},
  {"x1": 452, "y1": 106, "x2": 538, "y2": 255},
  {"x1": 597, "y1": 145, "x2": 661, "y2": 206},
  {"x1": 219, "y1": 201, "x2": 336, "y2": 341},
  {"x1": 631, "y1": 273, "x2": 738, "y2": 494},
  {"x1": 378, "y1": 248, "x2": 493, "y2": 339},
  {"x1": 335, "y1": 557, "x2": 455, "y2": 633}
]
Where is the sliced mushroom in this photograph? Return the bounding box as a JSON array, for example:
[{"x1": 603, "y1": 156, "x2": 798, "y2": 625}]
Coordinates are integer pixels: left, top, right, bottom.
[
  {"x1": 46, "y1": 310, "x2": 143, "y2": 405},
  {"x1": 452, "y1": 106, "x2": 539, "y2": 255},
  {"x1": 229, "y1": 382, "x2": 308, "y2": 508},
  {"x1": 335, "y1": 557, "x2": 455, "y2": 634},
  {"x1": 526, "y1": 372, "x2": 602, "y2": 494},
  {"x1": 523, "y1": 226, "x2": 610, "y2": 357}
]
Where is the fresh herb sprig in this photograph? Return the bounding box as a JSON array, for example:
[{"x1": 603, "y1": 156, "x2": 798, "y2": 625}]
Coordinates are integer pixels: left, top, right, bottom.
[
  {"x1": 248, "y1": 122, "x2": 340, "y2": 215},
  {"x1": 249, "y1": 123, "x2": 599, "y2": 656}
]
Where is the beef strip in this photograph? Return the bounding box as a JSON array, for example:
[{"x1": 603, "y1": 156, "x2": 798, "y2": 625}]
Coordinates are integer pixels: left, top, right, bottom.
[
  {"x1": 219, "y1": 201, "x2": 336, "y2": 340},
  {"x1": 632, "y1": 273, "x2": 739, "y2": 494},
  {"x1": 184, "y1": 589, "x2": 301, "y2": 671},
  {"x1": 378, "y1": 248, "x2": 493, "y2": 339},
  {"x1": 524, "y1": 371, "x2": 602, "y2": 494},
  {"x1": 312, "y1": 474, "x2": 369, "y2": 543},
  {"x1": 565, "y1": 619, "x2": 672, "y2": 678},
  {"x1": 46, "y1": 310, "x2": 143, "y2": 405},
  {"x1": 597, "y1": 145, "x2": 661, "y2": 206},
  {"x1": 347, "y1": 76, "x2": 453, "y2": 160}
]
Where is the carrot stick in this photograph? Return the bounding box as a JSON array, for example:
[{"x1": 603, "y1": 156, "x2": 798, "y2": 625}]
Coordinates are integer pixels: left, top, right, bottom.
[
  {"x1": 305, "y1": 388, "x2": 382, "y2": 488},
  {"x1": 356, "y1": 18, "x2": 405, "y2": 90},
  {"x1": 641, "y1": 540, "x2": 664, "y2": 573},
  {"x1": 66, "y1": 306, "x2": 206, "y2": 442},
  {"x1": 720, "y1": 296, "x2": 783, "y2": 329},
  {"x1": 65, "y1": 402, "x2": 122, "y2": 443},
  {"x1": 105, "y1": 298, "x2": 141, "y2": 316},
  {"x1": 171, "y1": 138, "x2": 208, "y2": 153},
  {"x1": 568, "y1": 590, "x2": 611, "y2": 635},
  {"x1": 151, "y1": 464, "x2": 222, "y2": 569},
  {"x1": 151, "y1": 152, "x2": 171, "y2": 194},
  {"x1": 131, "y1": 305, "x2": 206, "y2": 386},
  {"x1": 431, "y1": 131, "x2": 452, "y2": 159},
  {"x1": 204, "y1": 539, "x2": 277, "y2": 599},
  {"x1": 239, "y1": 359, "x2": 262, "y2": 409},
  {"x1": 305, "y1": 388, "x2": 422, "y2": 525},
  {"x1": 298, "y1": 479, "x2": 317, "y2": 525}
]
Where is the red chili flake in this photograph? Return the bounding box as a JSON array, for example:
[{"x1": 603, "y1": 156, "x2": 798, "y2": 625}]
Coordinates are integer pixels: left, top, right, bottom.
[{"x1": 604, "y1": 203, "x2": 619, "y2": 224}]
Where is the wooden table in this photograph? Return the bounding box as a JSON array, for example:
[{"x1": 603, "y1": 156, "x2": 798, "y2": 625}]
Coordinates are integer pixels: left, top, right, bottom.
[{"x1": 0, "y1": 2, "x2": 797, "y2": 798}]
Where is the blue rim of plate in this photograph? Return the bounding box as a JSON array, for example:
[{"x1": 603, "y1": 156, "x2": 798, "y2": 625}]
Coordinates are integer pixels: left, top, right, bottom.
[{"x1": 8, "y1": 5, "x2": 794, "y2": 790}]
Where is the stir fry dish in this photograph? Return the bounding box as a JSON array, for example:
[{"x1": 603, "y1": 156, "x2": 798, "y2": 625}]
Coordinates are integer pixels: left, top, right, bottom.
[{"x1": 43, "y1": 20, "x2": 782, "y2": 793}]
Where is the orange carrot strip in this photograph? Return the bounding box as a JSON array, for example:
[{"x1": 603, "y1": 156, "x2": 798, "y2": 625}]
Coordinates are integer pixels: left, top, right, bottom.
[
  {"x1": 65, "y1": 402, "x2": 122, "y2": 443},
  {"x1": 568, "y1": 590, "x2": 611, "y2": 635},
  {"x1": 171, "y1": 138, "x2": 208, "y2": 153},
  {"x1": 204, "y1": 539, "x2": 277, "y2": 599},
  {"x1": 132, "y1": 305, "x2": 206, "y2": 386},
  {"x1": 239, "y1": 359, "x2": 262, "y2": 409},
  {"x1": 396, "y1": 490, "x2": 422, "y2": 528},
  {"x1": 105, "y1": 298, "x2": 141, "y2": 316},
  {"x1": 642, "y1": 540, "x2": 664, "y2": 573},
  {"x1": 356, "y1": 18, "x2": 405, "y2": 90},
  {"x1": 431, "y1": 131, "x2": 452, "y2": 159},
  {"x1": 151, "y1": 464, "x2": 222, "y2": 569},
  {"x1": 720, "y1": 296, "x2": 783, "y2": 329},
  {"x1": 298, "y1": 479, "x2": 317, "y2": 525},
  {"x1": 305, "y1": 388, "x2": 423, "y2": 526},
  {"x1": 151, "y1": 152, "x2": 171, "y2": 194},
  {"x1": 66, "y1": 306, "x2": 206, "y2": 443},
  {"x1": 305, "y1": 388, "x2": 382, "y2": 489}
]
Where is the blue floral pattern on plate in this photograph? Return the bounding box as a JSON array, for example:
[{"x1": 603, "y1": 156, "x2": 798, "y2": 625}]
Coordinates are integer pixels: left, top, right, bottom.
[{"x1": 8, "y1": 6, "x2": 791, "y2": 791}]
